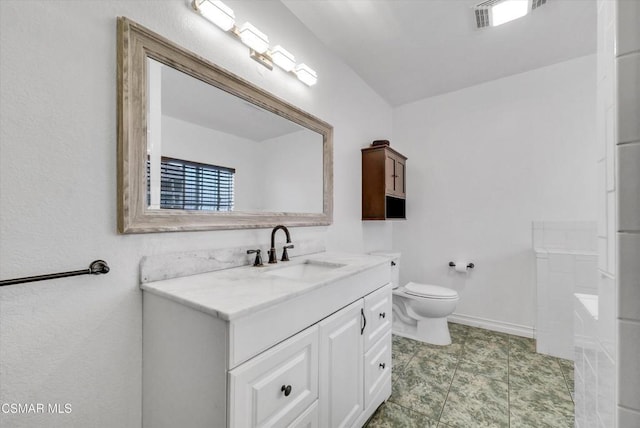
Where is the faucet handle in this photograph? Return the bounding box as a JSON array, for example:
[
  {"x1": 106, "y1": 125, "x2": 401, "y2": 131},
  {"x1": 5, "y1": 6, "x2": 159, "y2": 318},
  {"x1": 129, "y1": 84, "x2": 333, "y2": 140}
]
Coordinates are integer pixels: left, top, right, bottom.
[
  {"x1": 281, "y1": 244, "x2": 294, "y2": 262},
  {"x1": 246, "y1": 249, "x2": 263, "y2": 267}
]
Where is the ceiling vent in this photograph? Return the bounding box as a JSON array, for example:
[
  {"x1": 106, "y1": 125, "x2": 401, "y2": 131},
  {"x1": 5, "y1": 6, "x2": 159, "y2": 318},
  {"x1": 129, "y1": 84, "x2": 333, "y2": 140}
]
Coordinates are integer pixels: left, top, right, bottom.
[{"x1": 474, "y1": 0, "x2": 547, "y2": 29}]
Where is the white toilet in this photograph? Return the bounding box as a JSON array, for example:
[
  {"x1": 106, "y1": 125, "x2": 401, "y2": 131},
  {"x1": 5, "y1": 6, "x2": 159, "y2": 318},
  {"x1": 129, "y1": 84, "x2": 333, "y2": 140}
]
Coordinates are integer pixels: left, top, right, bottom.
[{"x1": 373, "y1": 252, "x2": 459, "y2": 346}]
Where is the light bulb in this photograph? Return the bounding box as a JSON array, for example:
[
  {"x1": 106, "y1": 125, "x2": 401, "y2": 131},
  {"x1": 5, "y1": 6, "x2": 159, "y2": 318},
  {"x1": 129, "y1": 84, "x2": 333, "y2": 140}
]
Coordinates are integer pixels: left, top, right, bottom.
[
  {"x1": 194, "y1": 0, "x2": 235, "y2": 32},
  {"x1": 295, "y1": 63, "x2": 317, "y2": 86},
  {"x1": 239, "y1": 22, "x2": 269, "y2": 54},
  {"x1": 271, "y1": 45, "x2": 296, "y2": 72}
]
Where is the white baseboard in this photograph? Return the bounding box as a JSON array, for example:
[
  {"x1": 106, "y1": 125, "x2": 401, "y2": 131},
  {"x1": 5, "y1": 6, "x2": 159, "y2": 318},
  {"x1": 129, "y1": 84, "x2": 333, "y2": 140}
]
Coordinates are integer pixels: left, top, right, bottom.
[{"x1": 448, "y1": 313, "x2": 534, "y2": 339}]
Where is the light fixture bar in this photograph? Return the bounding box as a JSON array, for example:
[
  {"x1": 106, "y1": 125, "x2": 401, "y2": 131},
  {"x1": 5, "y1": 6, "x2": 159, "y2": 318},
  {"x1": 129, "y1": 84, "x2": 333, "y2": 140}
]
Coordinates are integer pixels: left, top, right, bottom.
[
  {"x1": 249, "y1": 49, "x2": 274, "y2": 70},
  {"x1": 191, "y1": 4, "x2": 317, "y2": 86}
]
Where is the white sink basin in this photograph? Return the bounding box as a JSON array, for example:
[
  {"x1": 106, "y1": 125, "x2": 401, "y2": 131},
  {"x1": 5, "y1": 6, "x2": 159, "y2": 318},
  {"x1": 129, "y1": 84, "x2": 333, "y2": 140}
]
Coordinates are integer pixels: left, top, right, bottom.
[{"x1": 266, "y1": 260, "x2": 345, "y2": 280}]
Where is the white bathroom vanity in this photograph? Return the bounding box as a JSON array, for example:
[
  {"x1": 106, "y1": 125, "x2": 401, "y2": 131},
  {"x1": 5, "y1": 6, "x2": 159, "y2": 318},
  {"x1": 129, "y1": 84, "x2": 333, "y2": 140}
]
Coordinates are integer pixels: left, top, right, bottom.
[{"x1": 141, "y1": 252, "x2": 393, "y2": 428}]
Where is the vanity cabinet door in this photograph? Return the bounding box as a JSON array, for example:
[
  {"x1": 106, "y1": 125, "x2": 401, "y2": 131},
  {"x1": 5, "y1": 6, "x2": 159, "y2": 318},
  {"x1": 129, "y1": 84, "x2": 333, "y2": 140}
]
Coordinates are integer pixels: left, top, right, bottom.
[
  {"x1": 363, "y1": 283, "x2": 393, "y2": 350},
  {"x1": 288, "y1": 400, "x2": 319, "y2": 428},
  {"x1": 228, "y1": 325, "x2": 319, "y2": 428},
  {"x1": 318, "y1": 300, "x2": 364, "y2": 428}
]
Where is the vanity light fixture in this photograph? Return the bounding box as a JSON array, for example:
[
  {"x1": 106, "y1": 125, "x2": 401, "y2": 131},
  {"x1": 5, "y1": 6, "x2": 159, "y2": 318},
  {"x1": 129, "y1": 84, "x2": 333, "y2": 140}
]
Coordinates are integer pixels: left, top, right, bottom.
[
  {"x1": 193, "y1": 0, "x2": 235, "y2": 32},
  {"x1": 271, "y1": 45, "x2": 296, "y2": 72},
  {"x1": 295, "y1": 64, "x2": 318, "y2": 86},
  {"x1": 474, "y1": 0, "x2": 547, "y2": 29},
  {"x1": 239, "y1": 22, "x2": 269, "y2": 54},
  {"x1": 191, "y1": 0, "x2": 318, "y2": 86}
]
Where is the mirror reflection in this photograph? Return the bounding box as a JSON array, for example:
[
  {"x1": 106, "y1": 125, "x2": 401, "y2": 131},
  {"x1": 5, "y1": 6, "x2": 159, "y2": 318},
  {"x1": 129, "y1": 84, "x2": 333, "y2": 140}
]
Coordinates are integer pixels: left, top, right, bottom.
[{"x1": 146, "y1": 58, "x2": 324, "y2": 214}]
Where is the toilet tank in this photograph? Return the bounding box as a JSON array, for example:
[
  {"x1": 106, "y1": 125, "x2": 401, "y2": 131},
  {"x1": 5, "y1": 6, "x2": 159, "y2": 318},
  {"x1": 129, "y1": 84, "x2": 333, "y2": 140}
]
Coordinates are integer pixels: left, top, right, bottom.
[{"x1": 370, "y1": 251, "x2": 400, "y2": 289}]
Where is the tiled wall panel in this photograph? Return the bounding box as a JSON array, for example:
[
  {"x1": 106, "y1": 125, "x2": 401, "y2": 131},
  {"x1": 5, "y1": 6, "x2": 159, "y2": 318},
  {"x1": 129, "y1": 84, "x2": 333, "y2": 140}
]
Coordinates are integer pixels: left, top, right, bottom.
[
  {"x1": 535, "y1": 223, "x2": 596, "y2": 360},
  {"x1": 618, "y1": 143, "x2": 640, "y2": 231},
  {"x1": 619, "y1": 233, "x2": 640, "y2": 320},
  {"x1": 618, "y1": 320, "x2": 640, "y2": 410},
  {"x1": 616, "y1": 0, "x2": 640, "y2": 423}
]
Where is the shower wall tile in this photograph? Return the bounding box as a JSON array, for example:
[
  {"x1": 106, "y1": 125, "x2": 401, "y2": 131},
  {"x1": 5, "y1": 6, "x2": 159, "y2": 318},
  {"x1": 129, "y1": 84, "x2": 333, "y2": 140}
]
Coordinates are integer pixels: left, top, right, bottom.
[
  {"x1": 619, "y1": 233, "x2": 640, "y2": 321},
  {"x1": 533, "y1": 221, "x2": 597, "y2": 252},
  {"x1": 598, "y1": 272, "x2": 616, "y2": 359},
  {"x1": 618, "y1": 407, "x2": 640, "y2": 428},
  {"x1": 597, "y1": 349, "x2": 616, "y2": 428},
  {"x1": 616, "y1": 0, "x2": 640, "y2": 55},
  {"x1": 618, "y1": 143, "x2": 640, "y2": 231},
  {"x1": 618, "y1": 320, "x2": 640, "y2": 410},
  {"x1": 616, "y1": 0, "x2": 640, "y2": 417},
  {"x1": 607, "y1": 192, "x2": 616, "y2": 273},
  {"x1": 606, "y1": 105, "x2": 616, "y2": 191},
  {"x1": 597, "y1": 160, "x2": 607, "y2": 236},
  {"x1": 616, "y1": 53, "x2": 640, "y2": 144}
]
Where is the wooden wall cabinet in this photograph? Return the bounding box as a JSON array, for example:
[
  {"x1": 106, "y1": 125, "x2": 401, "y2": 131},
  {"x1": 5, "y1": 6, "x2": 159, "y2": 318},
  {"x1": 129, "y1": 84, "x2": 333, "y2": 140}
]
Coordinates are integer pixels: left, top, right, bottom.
[{"x1": 362, "y1": 146, "x2": 407, "y2": 220}]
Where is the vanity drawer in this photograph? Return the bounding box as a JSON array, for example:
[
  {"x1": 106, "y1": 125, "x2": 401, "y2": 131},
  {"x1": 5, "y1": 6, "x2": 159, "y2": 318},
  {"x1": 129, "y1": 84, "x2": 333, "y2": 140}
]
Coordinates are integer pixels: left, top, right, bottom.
[
  {"x1": 363, "y1": 283, "x2": 393, "y2": 350},
  {"x1": 364, "y1": 330, "x2": 392, "y2": 409},
  {"x1": 229, "y1": 325, "x2": 319, "y2": 428}
]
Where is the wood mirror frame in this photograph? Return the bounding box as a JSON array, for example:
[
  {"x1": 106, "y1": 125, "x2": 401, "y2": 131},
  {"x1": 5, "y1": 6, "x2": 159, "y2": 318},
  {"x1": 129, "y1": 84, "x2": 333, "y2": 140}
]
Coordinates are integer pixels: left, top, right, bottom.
[{"x1": 117, "y1": 17, "x2": 333, "y2": 233}]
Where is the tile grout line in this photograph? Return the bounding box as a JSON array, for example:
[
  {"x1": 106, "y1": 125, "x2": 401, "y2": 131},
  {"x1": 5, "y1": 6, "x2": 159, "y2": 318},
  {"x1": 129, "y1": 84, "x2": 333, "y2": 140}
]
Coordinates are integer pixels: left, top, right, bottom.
[
  {"x1": 558, "y1": 360, "x2": 574, "y2": 404},
  {"x1": 390, "y1": 343, "x2": 441, "y2": 425},
  {"x1": 436, "y1": 329, "x2": 466, "y2": 425}
]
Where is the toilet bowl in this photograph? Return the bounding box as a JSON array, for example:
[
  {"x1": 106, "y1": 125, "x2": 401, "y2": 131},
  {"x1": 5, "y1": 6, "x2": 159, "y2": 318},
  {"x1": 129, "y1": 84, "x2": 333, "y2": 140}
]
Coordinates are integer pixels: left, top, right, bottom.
[
  {"x1": 392, "y1": 282, "x2": 459, "y2": 346},
  {"x1": 370, "y1": 252, "x2": 459, "y2": 346}
]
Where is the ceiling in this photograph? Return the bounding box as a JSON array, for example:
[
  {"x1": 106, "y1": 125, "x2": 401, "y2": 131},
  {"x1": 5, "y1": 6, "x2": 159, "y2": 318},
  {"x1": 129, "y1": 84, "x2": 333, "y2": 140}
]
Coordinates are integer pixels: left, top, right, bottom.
[{"x1": 282, "y1": 0, "x2": 597, "y2": 106}]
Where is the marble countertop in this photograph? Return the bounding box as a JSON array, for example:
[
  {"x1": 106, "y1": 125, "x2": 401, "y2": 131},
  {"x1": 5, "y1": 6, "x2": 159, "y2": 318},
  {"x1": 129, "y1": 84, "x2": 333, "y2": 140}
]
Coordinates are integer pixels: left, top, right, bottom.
[{"x1": 141, "y1": 251, "x2": 390, "y2": 321}]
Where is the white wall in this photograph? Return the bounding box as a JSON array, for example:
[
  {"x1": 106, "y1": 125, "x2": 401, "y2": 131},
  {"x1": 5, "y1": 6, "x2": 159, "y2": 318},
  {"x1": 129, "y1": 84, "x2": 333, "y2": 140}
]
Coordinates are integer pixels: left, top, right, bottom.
[
  {"x1": 392, "y1": 55, "x2": 598, "y2": 334},
  {"x1": 0, "y1": 1, "x2": 392, "y2": 427}
]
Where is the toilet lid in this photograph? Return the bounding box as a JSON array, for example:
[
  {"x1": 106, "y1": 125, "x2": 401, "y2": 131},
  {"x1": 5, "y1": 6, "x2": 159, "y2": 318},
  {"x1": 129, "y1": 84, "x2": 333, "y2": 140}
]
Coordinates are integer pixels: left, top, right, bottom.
[{"x1": 404, "y1": 282, "x2": 458, "y2": 299}]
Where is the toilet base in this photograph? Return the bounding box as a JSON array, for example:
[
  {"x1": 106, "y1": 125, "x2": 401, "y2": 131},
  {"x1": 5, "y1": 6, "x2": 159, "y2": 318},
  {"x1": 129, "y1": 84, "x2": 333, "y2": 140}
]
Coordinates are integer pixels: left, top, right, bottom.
[{"x1": 392, "y1": 316, "x2": 452, "y2": 346}]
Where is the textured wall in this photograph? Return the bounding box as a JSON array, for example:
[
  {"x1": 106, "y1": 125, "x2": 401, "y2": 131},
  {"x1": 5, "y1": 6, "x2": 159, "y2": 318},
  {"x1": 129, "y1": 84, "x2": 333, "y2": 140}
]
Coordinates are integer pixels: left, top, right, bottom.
[
  {"x1": 392, "y1": 55, "x2": 598, "y2": 335},
  {"x1": 0, "y1": 1, "x2": 392, "y2": 427}
]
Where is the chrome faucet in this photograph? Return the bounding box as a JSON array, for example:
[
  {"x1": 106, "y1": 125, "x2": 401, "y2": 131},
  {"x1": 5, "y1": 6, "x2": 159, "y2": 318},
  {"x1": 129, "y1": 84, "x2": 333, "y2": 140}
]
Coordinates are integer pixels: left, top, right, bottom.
[{"x1": 268, "y1": 225, "x2": 294, "y2": 264}]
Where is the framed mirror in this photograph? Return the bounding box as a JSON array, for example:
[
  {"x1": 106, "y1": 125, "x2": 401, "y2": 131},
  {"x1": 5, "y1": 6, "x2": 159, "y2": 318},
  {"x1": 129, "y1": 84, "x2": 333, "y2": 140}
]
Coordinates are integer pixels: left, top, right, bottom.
[{"x1": 117, "y1": 17, "x2": 333, "y2": 233}]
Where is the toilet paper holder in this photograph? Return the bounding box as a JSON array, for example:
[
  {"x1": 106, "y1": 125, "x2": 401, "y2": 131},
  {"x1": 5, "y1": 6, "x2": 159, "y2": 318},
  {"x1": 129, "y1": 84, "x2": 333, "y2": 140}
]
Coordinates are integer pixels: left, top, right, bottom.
[{"x1": 449, "y1": 261, "x2": 475, "y2": 269}]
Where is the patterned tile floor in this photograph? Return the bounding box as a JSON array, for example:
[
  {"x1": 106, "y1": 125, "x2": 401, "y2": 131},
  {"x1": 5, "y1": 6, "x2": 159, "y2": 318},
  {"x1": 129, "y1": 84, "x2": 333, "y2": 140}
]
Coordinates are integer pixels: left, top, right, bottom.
[{"x1": 366, "y1": 323, "x2": 575, "y2": 428}]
